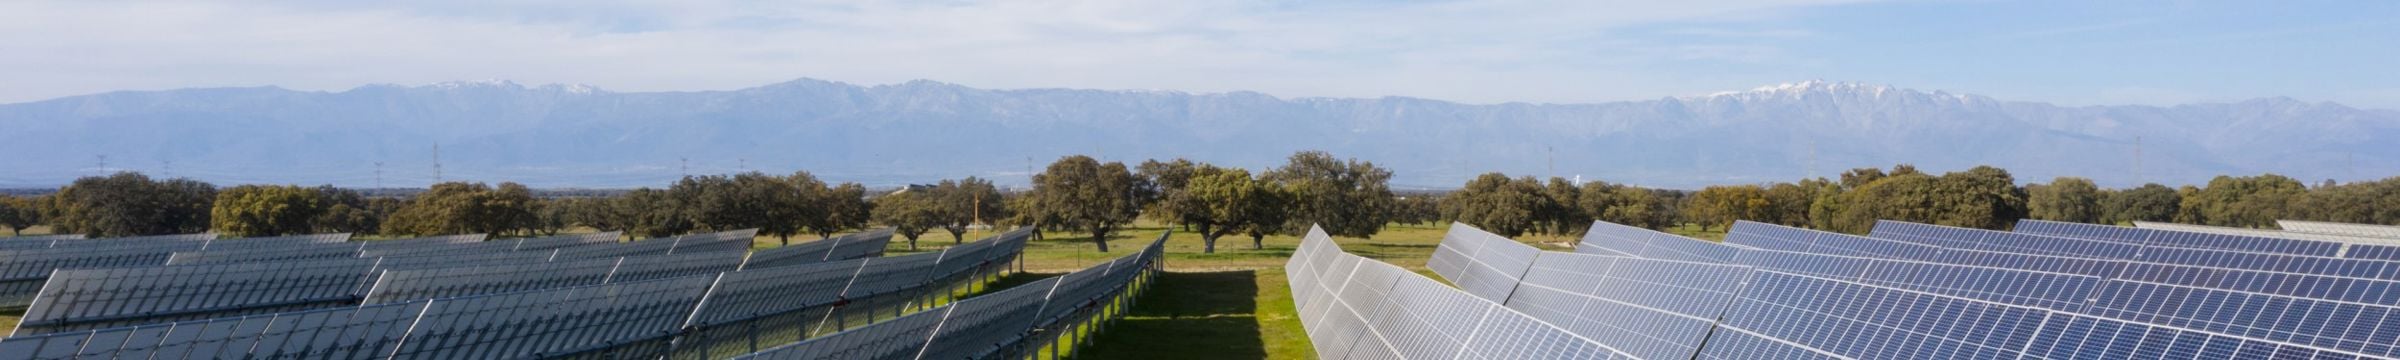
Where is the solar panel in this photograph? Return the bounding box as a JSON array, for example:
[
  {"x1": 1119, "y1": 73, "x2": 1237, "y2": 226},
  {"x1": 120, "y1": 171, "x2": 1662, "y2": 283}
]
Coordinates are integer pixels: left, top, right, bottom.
[
  {"x1": 734, "y1": 299, "x2": 948, "y2": 360},
  {"x1": 0, "y1": 248, "x2": 186, "y2": 307},
  {"x1": 359, "y1": 257, "x2": 617, "y2": 304},
  {"x1": 509, "y1": 232, "x2": 623, "y2": 251},
  {"x1": 2082, "y1": 279, "x2": 2400, "y2": 357},
  {"x1": 43, "y1": 233, "x2": 216, "y2": 251},
  {"x1": 387, "y1": 275, "x2": 716, "y2": 359},
  {"x1": 912, "y1": 276, "x2": 1061, "y2": 359},
  {"x1": 688, "y1": 259, "x2": 869, "y2": 327},
  {"x1": 353, "y1": 234, "x2": 489, "y2": 252},
  {"x1": 2139, "y1": 221, "x2": 2400, "y2": 247},
  {"x1": 1881, "y1": 220, "x2": 2400, "y2": 281},
  {"x1": 15, "y1": 258, "x2": 377, "y2": 335},
  {"x1": 368, "y1": 251, "x2": 556, "y2": 272},
  {"x1": 0, "y1": 234, "x2": 84, "y2": 244},
  {"x1": 824, "y1": 229, "x2": 896, "y2": 261},
  {"x1": 197, "y1": 233, "x2": 352, "y2": 251},
  {"x1": 164, "y1": 243, "x2": 365, "y2": 265},
  {"x1": 1703, "y1": 271, "x2": 2052, "y2": 359},
  {"x1": 1429, "y1": 222, "x2": 1543, "y2": 302},
  {"x1": 669, "y1": 229, "x2": 760, "y2": 254},
  {"x1": 2281, "y1": 220, "x2": 2400, "y2": 240},
  {"x1": 1288, "y1": 225, "x2": 1635, "y2": 360},
  {"x1": 1575, "y1": 220, "x2": 1743, "y2": 263},
  {"x1": 735, "y1": 231, "x2": 1164, "y2": 360},
  {"x1": 743, "y1": 236, "x2": 848, "y2": 270},
  {"x1": 553, "y1": 236, "x2": 682, "y2": 259},
  {"x1": 1501, "y1": 252, "x2": 1750, "y2": 360},
  {"x1": 838, "y1": 253, "x2": 943, "y2": 299},
  {"x1": 2025, "y1": 311, "x2": 2394, "y2": 359},
  {"x1": 606, "y1": 251, "x2": 747, "y2": 283},
  {"x1": 354, "y1": 240, "x2": 521, "y2": 258},
  {"x1": 2017, "y1": 219, "x2": 2349, "y2": 258},
  {"x1": 1728, "y1": 221, "x2": 1943, "y2": 260},
  {"x1": 0, "y1": 300, "x2": 428, "y2": 360}
]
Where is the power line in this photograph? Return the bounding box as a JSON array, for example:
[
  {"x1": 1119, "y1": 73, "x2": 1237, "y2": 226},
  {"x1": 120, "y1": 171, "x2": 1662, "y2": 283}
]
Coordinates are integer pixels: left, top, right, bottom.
[{"x1": 432, "y1": 143, "x2": 444, "y2": 183}]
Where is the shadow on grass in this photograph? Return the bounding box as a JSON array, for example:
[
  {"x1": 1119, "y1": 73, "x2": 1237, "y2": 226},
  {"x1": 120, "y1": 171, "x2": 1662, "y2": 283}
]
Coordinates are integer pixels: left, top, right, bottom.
[{"x1": 1080, "y1": 271, "x2": 1266, "y2": 360}]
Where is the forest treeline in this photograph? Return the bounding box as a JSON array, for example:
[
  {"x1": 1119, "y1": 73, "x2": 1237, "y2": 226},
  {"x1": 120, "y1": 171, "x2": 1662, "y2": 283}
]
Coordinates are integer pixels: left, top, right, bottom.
[
  {"x1": 2, "y1": 157, "x2": 2393, "y2": 249},
  {"x1": 1438, "y1": 164, "x2": 2400, "y2": 237}
]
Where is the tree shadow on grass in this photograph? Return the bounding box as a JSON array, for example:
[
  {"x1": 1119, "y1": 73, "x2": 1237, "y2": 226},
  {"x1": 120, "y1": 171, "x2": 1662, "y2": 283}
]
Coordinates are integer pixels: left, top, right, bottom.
[{"x1": 1080, "y1": 271, "x2": 1265, "y2": 359}]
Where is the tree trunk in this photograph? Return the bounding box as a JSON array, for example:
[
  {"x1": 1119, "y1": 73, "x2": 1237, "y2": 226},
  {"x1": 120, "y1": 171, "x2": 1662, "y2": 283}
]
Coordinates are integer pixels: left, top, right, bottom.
[
  {"x1": 1195, "y1": 222, "x2": 1216, "y2": 254},
  {"x1": 1250, "y1": 230, "x2": 1266, "y2": 249},
  {"x1": 1091, "y1": 228, "x2": 1111, "y2": 252},
  {"x1": 779, "y1": 234, "x2": 790, "y2": 247},
  {"x1": 947, "y1": 226, "x2": 965, "y2": 244},
  {"x1": 904, "y1": 235, "x2": 918, "y2": 251}
]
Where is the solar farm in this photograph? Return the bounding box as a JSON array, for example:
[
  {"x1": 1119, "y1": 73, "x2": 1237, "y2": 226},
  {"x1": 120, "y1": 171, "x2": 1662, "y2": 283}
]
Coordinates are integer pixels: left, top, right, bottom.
[
  {"x1": 0, "y1": 226, "x2": 1173, "y2": 359},
  {"x1": 4, "y1": 216, "x2": 2400, "y2": 359},
  {"x1": 1291, "y1": 219, "x2": 2400, "y2": 360}
]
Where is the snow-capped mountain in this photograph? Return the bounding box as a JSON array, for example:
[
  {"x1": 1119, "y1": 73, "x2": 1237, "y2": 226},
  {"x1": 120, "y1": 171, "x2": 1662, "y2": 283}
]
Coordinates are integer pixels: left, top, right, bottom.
[{"x1": 1, "y1": 79, "x2": 2392, "y2": 188}]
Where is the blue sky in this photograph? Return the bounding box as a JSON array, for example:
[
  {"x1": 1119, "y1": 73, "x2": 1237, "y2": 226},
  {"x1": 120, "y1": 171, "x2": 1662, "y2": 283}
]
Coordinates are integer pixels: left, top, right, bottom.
[{"x1": 1, "y1": 0, "x2": 2392, "y2": 108}]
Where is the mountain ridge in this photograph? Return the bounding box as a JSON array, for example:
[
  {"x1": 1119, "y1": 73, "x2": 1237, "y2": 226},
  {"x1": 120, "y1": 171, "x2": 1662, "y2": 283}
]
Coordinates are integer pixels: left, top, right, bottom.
[{"x1": 2, "y1": 79, "x2": 2393, "y2": 189}]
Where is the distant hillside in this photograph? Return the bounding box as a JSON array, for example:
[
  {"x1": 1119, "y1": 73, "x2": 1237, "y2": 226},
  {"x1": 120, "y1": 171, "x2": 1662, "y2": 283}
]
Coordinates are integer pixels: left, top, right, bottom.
[{"x1": 2, "y1": 79, "x2": 2393, "y2": 188}]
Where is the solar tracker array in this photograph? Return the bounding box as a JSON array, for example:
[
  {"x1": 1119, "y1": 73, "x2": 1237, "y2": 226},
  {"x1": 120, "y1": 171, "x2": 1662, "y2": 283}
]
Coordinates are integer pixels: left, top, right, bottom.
[
  {"x1": 16, "y1": 259, "x2": 380, "y2": 334},
  {"x1": 1578, "y1": 220, "x2": 1744, "y2": 262},
  {"x1": 0, "y1": 227, "x2": 1025, "y2": 360},
  {"x1": 361, "y1": 257, "x2": 621, "y2": 305},
  {"x1": 1553, "y1": 219, "x2": 2400, "y2": 360},
  {"x1": 732, "y1": 231, "x2": 1164, "y2": 360},
  {"x1": 2019, "y1": 219, "x2": 2400, "y2": 261},
  {"x1": 1874, "y1": 220, "x2": 2400, "y2": 284},
  {"x1": 1290, "y1": 225, "x2": 1638, "y2": 360},
  {"x1": 0, "y1": 234, "x2": 82, "y2": 240},
  {"x1": 389, "y1": 276, "x2": 718, "y2": 359},
  {"x1": 1427, "y1": 222, "x2": 1544, "y2": 302},
  {"x1": 0, "y1": 233, "x2": 495, "y2": 308},
  {"x1": 0, "y1": 301, "x2": 429, "y2": 359},
  {"x1": 2282, "y1": 220, "x2": 2400, "y2": 240},
  {"x1": 739, "y1": 229, "x2": 894, "y2": 270},
  {"x1": 2137, "y1": 221, "x2": 2400, "y2": 246}
]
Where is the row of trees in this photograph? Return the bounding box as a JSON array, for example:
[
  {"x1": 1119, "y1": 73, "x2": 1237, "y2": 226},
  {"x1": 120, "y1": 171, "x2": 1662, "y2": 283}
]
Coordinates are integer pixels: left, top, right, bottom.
[
  {"x1": 15, "y1": 160, "x2": 2379, "y2": 247},
  {"x1": 0, "y1": 150, "x2": 1405, "y2": 254},
  {"x1": 1440, "y1": 173, "x2": 1677, "y2": 237},
  {"x1": 1012, "y1": 152, "x2": 1395, "y2": 253},
  {"x1": 1448, "y1": 164, "x2": 2400, "y2": 237}
]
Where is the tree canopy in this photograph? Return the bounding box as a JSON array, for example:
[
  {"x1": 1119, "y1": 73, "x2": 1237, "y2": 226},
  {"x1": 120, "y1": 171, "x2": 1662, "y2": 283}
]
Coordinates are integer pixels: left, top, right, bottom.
[
  {"x1": 1028, "y1": 155, "x2": 1145, "y2": 252},
  {"x1": 1263, "y1": 151, "x2": 1394, "y2": 238}
]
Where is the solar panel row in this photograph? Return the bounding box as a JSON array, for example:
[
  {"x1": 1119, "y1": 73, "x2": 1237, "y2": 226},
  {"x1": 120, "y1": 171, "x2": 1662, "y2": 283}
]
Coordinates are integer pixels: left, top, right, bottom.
[
  {"x1": 2281, "y1": 220, "x2": 2400, "y2": 240},
  {"x1": 740, "y1": 229, "x2": 895, "y2": 270},
  {"x1": 0, "y1": 227, "x2": 1011, "y2": 360},
  {"x1": 1581, "y1": 219, "x2": 2400, "y2": 360},
  {"x1": 1289, "y1": 225, "x2": 1637, "y2": 360},
  {"x1": 1427, "y1": 222, "x2": 1544, "y2": 302},
  {"x1": 16, "y1": 259, "x2": 380, "y2": 334},
  {"x1": 2018, "y1": 219, "x2": 2400, "y2": 261},
  {"x1": 1875, "y1": 220, "x2": 2400, "y2": 281},
  {"x1": 0, "y1": 301, "x2": 428, "y2": 360},
  {"x1": 731, "y1": 231, "x2": 1161, "y2": 360},
  {"x1": 1471, "y1": 222, "x2": 2106, "y2": 358},
  {"x1": 2136, "y1": 222, "x2": 2400, "y2": 246}
]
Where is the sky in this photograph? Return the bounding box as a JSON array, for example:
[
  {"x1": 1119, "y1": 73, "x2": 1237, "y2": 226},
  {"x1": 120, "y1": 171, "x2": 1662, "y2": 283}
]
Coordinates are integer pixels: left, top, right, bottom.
[{"x1": 0, "y1": 0, "x2": 2394, "y2": 108}]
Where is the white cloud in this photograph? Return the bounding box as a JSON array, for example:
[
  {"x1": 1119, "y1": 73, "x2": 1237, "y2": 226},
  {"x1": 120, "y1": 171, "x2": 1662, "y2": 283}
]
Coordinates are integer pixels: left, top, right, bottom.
[{"x1": 0, "y1": 0, "x2": 1870, "y2": 104}]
